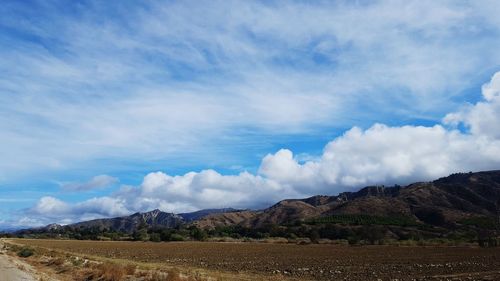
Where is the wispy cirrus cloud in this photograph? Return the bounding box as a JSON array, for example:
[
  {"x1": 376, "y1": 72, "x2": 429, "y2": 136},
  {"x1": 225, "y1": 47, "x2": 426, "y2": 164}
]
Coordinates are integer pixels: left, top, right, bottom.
[
  {"x1": 1, "y1": 1, "x2": 500, "y2": 180},
  {"x1": 60, "y1": 174, "x2": 118, "y2": 192}
]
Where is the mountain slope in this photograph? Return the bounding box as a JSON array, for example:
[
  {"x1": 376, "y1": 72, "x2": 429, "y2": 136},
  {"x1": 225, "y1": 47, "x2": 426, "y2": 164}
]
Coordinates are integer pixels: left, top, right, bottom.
[
  {"x1": 29, "y1": 170, "x2": 500, "y2": 233},
  {"x1": 178, "y1": 208, "x2": 238, "y2": 222},
  {"x1": 68, "y1": 208, "x2": 238, "y2": 233},
  {"x1": 70, "y1": 209, "x2": 184, "y2": 233},
  {"x1": 196, "y1": 171, "x2": 500, "y2": 228}
]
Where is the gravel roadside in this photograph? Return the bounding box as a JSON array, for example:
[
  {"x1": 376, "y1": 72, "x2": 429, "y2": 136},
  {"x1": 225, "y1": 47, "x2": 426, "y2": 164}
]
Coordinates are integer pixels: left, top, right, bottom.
[{"x1": 0, "y1": 240, "x2": 37, "y2": 281}]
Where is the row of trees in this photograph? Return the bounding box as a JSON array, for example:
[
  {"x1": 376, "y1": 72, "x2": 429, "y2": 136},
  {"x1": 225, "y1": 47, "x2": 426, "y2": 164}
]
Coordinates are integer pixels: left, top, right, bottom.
[
  {"x1": 2, "y1": 223, "x2": 389, "y2": 244},
  {"x1": 3, "y1": 214, "x2": 497, "y2": 247},
  {"x1": 126, "y1": 224, "x2": 389, "y2": 244}
]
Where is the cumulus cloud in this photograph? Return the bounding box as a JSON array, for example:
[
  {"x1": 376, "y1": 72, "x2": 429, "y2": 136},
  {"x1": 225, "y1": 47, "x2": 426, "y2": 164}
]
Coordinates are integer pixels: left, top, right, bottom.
[
  {"x1": 61, "y1": 175, "x2": 118, "y2": 192},
  {"x1": 119, "y1": 170, "x2": 290, "y2": 213},
  {"x1": 27, "y1": 196, "x2": 129, "y2": 225},
  {"x1": 264, "y1": 124, "x2": 500, "y2": 191},
  {"x1": 444, "y1": 72, "x2": 500, "y2": 139},
  {"x1": 22, "y1": 72, "x2": 500, "y2": 226},
  {"x1": 257, "y1": 72, "x2": 500, "y2": 190}
]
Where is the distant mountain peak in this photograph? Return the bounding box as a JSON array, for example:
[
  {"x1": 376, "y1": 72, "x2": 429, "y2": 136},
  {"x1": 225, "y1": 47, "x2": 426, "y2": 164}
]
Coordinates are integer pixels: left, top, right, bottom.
[
  {"x1": 144, "y1": 208, "x2": 163, "y2": 217},
  {"x1": 44, "y1": 207, "x2": 241, "y2": 234},
  {"x1": 45, "y1": 223, "x2": 62, "y2": 231}
]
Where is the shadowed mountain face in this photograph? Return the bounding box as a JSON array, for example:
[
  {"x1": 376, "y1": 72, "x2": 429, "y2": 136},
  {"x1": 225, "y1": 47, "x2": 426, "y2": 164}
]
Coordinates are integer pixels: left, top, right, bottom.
[
  {"x1": 178, "y1": 208, "x2": 238, "y2": 222},
  {"x1": 37, "y1": 208, "x2": 243, "y2": 234},
  {"x1": 69, "y1": 209, "x2": 184, "y2": 233},
  {"x1": 36, "y1": 170, "x2": 500, "y2": 232}
]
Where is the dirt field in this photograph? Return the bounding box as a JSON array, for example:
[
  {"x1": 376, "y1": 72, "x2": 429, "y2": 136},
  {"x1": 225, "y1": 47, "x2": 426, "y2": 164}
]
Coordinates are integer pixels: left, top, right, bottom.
[{"x1": 12, "y1": 239, "x2": 500, "y2": 280}]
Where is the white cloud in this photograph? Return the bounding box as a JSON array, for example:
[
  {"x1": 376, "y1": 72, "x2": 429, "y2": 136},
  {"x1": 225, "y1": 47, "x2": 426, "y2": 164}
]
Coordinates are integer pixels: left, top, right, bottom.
[
  {"x1": 61, "y1": 175, "x2": 118, "y2": 192},
  {"x1": 28, "y1": 196, "x2": 129, "y2": 225},
  {"x1": 129, "y1": 169, "x2": 289, "y2": 212},
  {"x1": 444, "y1": 72, "x2": 500, "y2": 139},
  {"x1": 32, "y1": 196, "x2": 69, "y2": 215},
  {"x1": 261, "y1": 72, "x2": 500, "y2": 191}
]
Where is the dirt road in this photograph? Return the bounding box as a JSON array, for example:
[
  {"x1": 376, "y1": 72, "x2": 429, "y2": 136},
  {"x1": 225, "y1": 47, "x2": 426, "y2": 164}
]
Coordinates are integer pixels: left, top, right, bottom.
[{"x1": 0, "y1": 240, "x2": 36, "y2": 281}]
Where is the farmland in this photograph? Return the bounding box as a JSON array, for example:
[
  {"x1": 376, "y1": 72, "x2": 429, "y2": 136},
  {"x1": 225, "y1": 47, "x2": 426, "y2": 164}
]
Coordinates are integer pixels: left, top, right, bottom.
[{"x1": 10, "y1": 239, "x2": 500, "y2": 280}]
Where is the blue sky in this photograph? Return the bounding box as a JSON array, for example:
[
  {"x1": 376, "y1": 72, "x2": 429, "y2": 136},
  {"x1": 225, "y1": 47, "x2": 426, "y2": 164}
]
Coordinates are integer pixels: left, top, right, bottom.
[{"x1": 1, "y1": 0, "x2": 500, "y2": 229}]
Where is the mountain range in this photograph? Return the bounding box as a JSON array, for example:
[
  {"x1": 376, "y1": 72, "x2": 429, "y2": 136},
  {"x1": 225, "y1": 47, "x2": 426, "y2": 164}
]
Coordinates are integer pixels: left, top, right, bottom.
[{"x1": 33, "y1": 170, "x2": 500, "y2": 234}]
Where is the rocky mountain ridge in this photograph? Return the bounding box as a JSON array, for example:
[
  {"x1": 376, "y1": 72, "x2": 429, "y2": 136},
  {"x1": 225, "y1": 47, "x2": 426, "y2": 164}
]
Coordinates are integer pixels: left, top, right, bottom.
[
  {"x1": 32, "y1": 170, "x2": 500, "y2": 233},
  {"x1": 195, "y1": 170, "x2": 500, "y2": 228}
]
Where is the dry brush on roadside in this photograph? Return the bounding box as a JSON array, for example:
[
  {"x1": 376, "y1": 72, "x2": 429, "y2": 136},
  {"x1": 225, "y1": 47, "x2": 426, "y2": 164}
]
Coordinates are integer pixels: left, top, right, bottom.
[{"x1": 3, "y1": 240, "x2": 216, "y2": 281}]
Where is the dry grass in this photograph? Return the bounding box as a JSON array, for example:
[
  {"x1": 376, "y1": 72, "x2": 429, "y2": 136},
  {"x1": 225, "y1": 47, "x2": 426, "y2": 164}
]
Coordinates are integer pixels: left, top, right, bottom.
[
  {"x1": 166, "y1": 268, "x2": 182, "y2": 281},
  {"x1": 5, "y1": 239, "x2": 260, "y2": 281},
  {"x1": 140, "y1": 269, "x2": 183, "y2": 281},
  {"x1": 16, "y1": 263, "x2": 26, "y2": 271},
  {"x1": 148, "y1": 271, "x2": 170, "y2": 281},
  {"x1": 124, "y1": 263, "x2": 136, "y2": 275},
  {"x1": 76, "y1": 262, "x2": 126, "y2": 281},
  {"x1": 45, "y1": 257, "x2": 64, "y2": 266},
  {"x1": 99, "y1": 263, "x2": 126, "y2": 281},
  {"x1": 55, "y1": 257, "x2": 189, "y2": 281}
]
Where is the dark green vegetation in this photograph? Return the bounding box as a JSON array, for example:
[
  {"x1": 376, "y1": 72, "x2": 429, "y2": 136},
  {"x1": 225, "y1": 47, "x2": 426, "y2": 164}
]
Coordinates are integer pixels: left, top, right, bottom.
[
  {"x1": 306, "y1": 214, "x2": 419, "y2": 226},
  {"x1": 17, "y1": 247, "x2": 34, "y2": 258},
  {"x1": 2, "y1": 170, "x2": 500, "y2": 247},
  {"x1": 4, "y1": 213, "x2": 499, "y2": 247}
]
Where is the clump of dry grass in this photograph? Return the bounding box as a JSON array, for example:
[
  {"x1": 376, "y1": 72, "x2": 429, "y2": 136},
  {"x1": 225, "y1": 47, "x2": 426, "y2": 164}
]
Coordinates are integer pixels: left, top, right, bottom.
[
  {"x1": 185, "y1": 271, "x2": 209, "y2": 281},
  {"x1": 124, "y1": 263, "x2": 136, "y2": 275},
  {"x1": 142, "y1": 269, "x2": 182, "y2": 281},
  {"x1": 149, "y1": 271, "x2": 169, "y2": 281},
  {"x1": 140, "y1": 268, "x2": 188, "y2": 281},
  {"x1": 45, "y1": 257, "x2": 65, "y2": 266},
  {"x1": 77, "y1": 263, "x2": 126, "y2": 281},
  {"x1": 166, "y1": 268, "x2": 182, "y2": 281},
  {"x1": 97, "y1": 263, "x2": 126, "y2": 281}
]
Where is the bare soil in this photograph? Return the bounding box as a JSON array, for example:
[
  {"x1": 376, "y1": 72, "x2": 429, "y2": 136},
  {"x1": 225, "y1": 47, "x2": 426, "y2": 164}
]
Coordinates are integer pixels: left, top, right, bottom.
[{"x1": 12, "y1": 239, "x2": 500, "y2": 280}]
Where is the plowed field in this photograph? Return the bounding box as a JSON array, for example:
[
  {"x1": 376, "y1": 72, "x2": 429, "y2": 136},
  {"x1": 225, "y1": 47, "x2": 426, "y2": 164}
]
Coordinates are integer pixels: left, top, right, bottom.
[{"x1": 14, "y1": 239, "x2": 500, "y2": 280}]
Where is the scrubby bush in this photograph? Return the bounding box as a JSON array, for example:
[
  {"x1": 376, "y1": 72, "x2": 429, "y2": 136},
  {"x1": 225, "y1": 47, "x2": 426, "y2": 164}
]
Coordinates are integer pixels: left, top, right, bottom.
[
  {"x1": 97, "y1": 263, "x2": 125, "y2": 281},
  {"x1": 348, "y1": 236, "x2": 360, "y2": 245},
  {"x1": 170, "y1": 234, "x2": 185, "y2": 241},
  {"x1": 309, "y1": 229, "x2": 320, "y2": 244},
  {"x1": 17, "y1": 247, "x2": 34, "y2": 258},
  {"x1": 307, "y1": 214, "x2": 418, "y2": 226},
  {"x1": 150, "y1": 233, "x2": 161, "y2": 242},
  {"x1": 191, "y1": 227, "x2": 208, "y2": 241}
]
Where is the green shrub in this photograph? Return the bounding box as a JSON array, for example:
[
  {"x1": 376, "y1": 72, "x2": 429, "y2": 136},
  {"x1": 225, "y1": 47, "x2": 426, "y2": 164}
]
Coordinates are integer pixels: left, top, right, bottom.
[
  {"x1": 149, "y1": 233, "x2": 161, "y2": 242},
  {"x1": 348, "y1": 236, "x2": 360, "y2": 245},
  {"x1": 17, "y1": 247, "x2": 34, "y2": 258},
  {"x1": 307, "y1": 214, "x2": 419, "y2": 226},
  {"x1": 460, "y1": 216, "x2": 497, "y2": 229},
  {"x1": 170, "y1": 234, "x2": 185, "y2": 241},
  {"x1": 191, "y1": 227, "x2": 208, "y2": 241}
]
